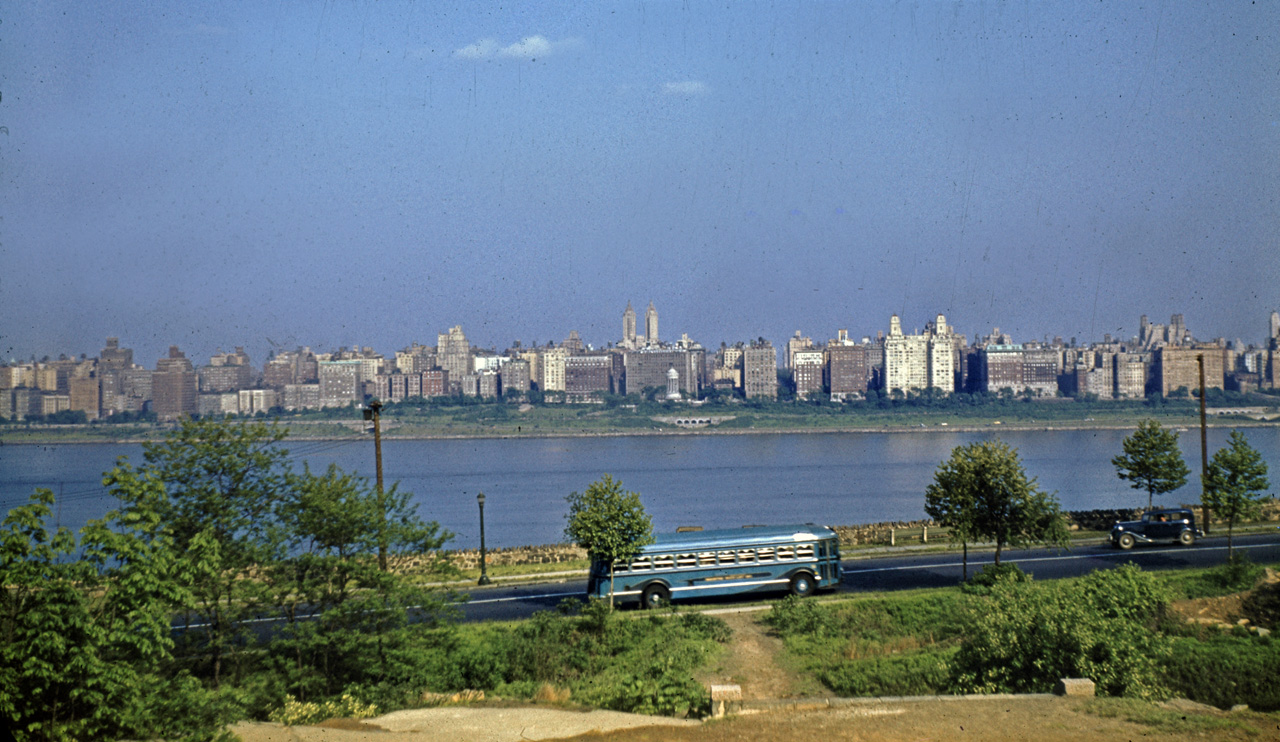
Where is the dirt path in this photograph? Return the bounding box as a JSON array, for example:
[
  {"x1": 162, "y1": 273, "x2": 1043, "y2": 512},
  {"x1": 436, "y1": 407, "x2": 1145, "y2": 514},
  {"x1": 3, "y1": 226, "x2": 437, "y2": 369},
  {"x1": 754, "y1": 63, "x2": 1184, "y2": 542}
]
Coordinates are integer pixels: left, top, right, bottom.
[{"x1": 696, "y1": 608, "x2": 822, "y2": 700}]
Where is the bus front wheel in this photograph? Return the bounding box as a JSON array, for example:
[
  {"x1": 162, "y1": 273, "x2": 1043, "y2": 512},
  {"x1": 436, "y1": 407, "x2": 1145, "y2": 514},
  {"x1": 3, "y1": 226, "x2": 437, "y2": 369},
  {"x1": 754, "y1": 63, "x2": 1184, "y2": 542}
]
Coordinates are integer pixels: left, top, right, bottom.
[
  {"x1": 641, "y1": 584, "x2": 669, "y2": 609},
  {"x1": 789, "y1": 572, "x2": 816, "y2": 597}
]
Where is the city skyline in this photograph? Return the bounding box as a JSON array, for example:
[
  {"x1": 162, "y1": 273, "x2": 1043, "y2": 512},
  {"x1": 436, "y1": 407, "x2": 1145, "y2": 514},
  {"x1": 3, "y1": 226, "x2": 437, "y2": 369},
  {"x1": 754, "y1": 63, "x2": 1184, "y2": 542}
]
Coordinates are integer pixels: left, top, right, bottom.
[
  {"x1": 6, "y1": 305, "x2": 1280, "y2": 368},
  {"x1": 3, "y1": 2, "x2": 1277, "y2": 368}
]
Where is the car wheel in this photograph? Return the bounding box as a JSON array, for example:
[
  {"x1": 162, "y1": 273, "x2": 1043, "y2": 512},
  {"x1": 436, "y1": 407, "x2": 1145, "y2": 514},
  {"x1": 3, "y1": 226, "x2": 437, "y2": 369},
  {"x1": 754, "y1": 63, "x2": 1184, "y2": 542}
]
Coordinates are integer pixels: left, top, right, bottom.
[
  {"x1": 789, "y1": 572, "x2": 816, "y2": 597},
  {"x1": 641, "y1": 583, "x2": 669, "y2": 609},
  {"x1": 1179, "y1": 530, "x2": 1195, "y2": 547},
  {"x1": 1117, "y1": 533, "x2": 1135, "y2": 550}
]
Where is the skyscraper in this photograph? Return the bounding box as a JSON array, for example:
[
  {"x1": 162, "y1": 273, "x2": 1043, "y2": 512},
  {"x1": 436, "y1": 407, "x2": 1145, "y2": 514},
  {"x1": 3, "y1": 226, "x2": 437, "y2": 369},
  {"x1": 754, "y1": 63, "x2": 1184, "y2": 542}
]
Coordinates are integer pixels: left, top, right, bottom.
[
  {"x1": 623, "y1": 302, "x2": 638, "y2": 349},
  {"x1": 644, "y1": 301, "x2": 659, "y2": 347},
  {"x1": 153, "y1": 346, "x2": 197, "y2": 421}
]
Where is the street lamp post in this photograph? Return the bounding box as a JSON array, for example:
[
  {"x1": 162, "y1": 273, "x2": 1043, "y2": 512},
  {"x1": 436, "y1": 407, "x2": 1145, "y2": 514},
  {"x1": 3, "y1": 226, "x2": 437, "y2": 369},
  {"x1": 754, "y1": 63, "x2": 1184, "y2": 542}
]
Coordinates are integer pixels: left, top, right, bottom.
[{"x1": 477, "y1": 492, "x2": 491, "y2": 586}]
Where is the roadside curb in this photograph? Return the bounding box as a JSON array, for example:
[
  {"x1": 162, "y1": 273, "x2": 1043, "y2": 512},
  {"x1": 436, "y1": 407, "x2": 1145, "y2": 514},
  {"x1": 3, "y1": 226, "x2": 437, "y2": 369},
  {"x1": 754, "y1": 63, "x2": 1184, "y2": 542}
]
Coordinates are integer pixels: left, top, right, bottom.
[{"x1": 734, "y1": 693, "x2": 1058, "y2": 714}]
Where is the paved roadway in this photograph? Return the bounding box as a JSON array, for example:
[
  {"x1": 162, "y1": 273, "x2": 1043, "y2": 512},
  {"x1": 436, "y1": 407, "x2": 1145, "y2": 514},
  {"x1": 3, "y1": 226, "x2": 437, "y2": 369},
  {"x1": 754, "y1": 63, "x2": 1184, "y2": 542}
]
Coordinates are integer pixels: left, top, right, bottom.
[{"x1": 459, "y1": 531, "x2": 1280, "y2": 622}]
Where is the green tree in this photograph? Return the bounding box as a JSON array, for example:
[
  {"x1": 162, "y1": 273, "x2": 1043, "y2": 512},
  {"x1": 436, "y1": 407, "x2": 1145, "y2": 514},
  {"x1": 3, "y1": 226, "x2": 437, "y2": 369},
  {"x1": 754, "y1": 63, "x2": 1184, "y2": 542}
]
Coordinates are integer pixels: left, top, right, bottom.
[
  {"x1": 926, "y1": 440, "x2": 1069, "y2": 567},
  {"x1": 1111, "y1": 419, "x2": 1191, "y2": 510},
  {"x1": 117, "y1": 418, "x2": 294, "y2": 686},
  {"x1": 1203, "y1": 430, "x2": 1271, "y2": 556},
  {"x1": 0, "y1": 483, "x2": 231, "y2": 742},
  {"x1": 272, "y1": 464, "x2": 458, "y2": 699},
  {"x1": 924, "y1": 459, "x2": 977, "y2": 580},
  {"x1": 564, "y1": 475, "x2": 654, "y2": 609}
]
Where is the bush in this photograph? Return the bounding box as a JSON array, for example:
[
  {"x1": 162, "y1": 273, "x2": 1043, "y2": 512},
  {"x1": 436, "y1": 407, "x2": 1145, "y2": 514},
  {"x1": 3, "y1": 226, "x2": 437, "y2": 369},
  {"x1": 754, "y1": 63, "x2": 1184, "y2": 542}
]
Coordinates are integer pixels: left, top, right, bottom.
[
  {"x1": 1210, "y1": 553, "x2": 1265, "y2": 592},
  {"x1": 951, "y1": 571, "x2": 1169, "y2": 698},
  {"x1": 961, "y1": 563, "x2": 1030, "y2": 595},
  {"x1": 763, "y1": 595, "x2": 839, "y2": 636},
  {"x1": 268, "y1": 693, "x2": 378, "y2": 726},
  {"x1": 1163, "y1": 635, "x2": 1280, "y2": 711}
]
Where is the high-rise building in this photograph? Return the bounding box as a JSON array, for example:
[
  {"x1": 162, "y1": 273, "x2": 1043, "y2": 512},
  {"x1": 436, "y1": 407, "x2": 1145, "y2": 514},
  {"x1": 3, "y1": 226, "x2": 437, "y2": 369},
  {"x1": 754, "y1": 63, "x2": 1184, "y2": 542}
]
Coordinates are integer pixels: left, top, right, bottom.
[
  {"x1": 622, "y1": 302, "x2": 638, "y2": 349},
  {"x1": 826, "y1": 343, "x2": 871, "y2": 400},
  {"x1": 786, "y1": 332, "x2": 813, "y2": 369},
  {"x1": 742, "y1": 341, "x2": 777, "y2": 399},
  {"x1": 100, "y1": 337, "x2": 133, "y2": 369},
  {"x1": 623, "y1": 348, "x2": 703, "y2": 396},
  {"x1": 540, "y1": 347, "x2": 569, "y2": 392},
  {"x1": 500, "y1": 359, "x2": 531, "y2": 395},
  {"x1": 884, "y1": 315, "x2": 929, "y2": 394},
  {"x1": 437, "y1": 326, "x2": 472, "y2": 393},
  {"x1": 69, "y1": 375, "x2": 101, "y2": 420},
  {"x1": 1156, "y1": 346, "x2": 1225, "y2": 397},
  {"x1": 318, "y1": 360, "x2": 363, "y2": 408},
  {"x1": 152, "y1": 346, "x2": 197, "y2": 421},
  {"x1": 792, "y1": 349, "x2": 825, "y2": 397},
  {"x1": 565, "y1": 354, "x2": 613, "y2": 401},
  {"x1": 644, "y1": 302, "x2": 659, "y2": 347}
]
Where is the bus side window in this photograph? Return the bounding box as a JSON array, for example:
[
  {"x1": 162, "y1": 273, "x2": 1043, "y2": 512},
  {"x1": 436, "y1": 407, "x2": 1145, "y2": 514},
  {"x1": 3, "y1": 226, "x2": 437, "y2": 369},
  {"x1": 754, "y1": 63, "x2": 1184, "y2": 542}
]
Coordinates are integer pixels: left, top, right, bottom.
[
  {"x1": 631, "y1": 556, "x2": 652, "y2": 571},
  {"x1": 653, "y1": 555, "x2": 674, "y2": 569},
  {"x1": 737, "y1": 549, "x2": 756, "y2": 564},
  {"x1": 776, "y1": 546, "x2": 795, "y2": 560},
  {"x1": 797, "y1": 544, "x2": 815, "y2": 559},
  {"x1": 613, "y1": 561, "x2": 629, "y2": 573},
  {"x1": 757, "y1": 547, "x2": 775, "y2": 562},
  {"x1": 676, "y1": 553, "x2": 698, "y2": 569},
  {"x1": 698, "y1": 551, "x2": 717, "y2": 566},
  {"x1": 717, "y1": 550, "x2": 737, "y2": 565}
]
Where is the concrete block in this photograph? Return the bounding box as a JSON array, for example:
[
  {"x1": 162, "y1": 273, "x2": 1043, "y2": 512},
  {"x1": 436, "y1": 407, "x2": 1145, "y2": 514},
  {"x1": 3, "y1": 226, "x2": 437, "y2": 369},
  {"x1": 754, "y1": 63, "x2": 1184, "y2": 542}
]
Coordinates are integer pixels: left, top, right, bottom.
[
  {"x1": 708, "y1": 684, "x2": 742, "y2": 718},
  {"x1": 1054, "y1": 678, "x2": 1096, "y2": 697}
]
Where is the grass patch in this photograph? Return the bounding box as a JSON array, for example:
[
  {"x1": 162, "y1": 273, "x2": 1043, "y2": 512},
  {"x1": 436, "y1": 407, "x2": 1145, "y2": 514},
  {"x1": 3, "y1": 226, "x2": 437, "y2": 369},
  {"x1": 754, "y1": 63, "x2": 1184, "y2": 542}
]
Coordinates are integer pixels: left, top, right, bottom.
[{"x1": 1084, "y1": 697, "x2": 1269, "y2": 736}]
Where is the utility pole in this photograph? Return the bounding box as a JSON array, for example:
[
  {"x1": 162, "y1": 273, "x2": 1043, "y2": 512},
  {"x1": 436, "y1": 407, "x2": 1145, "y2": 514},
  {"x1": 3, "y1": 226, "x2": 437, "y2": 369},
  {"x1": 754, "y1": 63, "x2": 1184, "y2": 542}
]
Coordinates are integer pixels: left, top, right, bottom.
[
  {"x1": 363, "y1": 399, "x2": 387, "y2": 571},
  {"x1": 1198, "y1": 354, "x2": 1211, "y2": 535}
]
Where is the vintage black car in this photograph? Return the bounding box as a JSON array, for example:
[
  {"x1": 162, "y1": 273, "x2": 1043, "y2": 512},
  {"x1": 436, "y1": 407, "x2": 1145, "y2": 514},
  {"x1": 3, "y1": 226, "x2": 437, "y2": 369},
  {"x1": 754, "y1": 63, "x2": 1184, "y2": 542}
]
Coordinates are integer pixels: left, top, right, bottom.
[{"x1": 1110, "y1": 508, "x2": 1202, "y2": 549}]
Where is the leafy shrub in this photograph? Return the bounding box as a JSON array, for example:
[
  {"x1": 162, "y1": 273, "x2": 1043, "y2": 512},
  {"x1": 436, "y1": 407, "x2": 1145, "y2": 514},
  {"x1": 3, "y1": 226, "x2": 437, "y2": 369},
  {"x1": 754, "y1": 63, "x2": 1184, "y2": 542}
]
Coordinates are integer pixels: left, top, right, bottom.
[
  {"x1": 822, "y1": 647, "x2": 957, "y2": 696},
  {"x1": 961, "y1": 563, "x2": 1030, "y2": 595},
  {"x1": 676, "y1": 612, "x2": 733, "y2": 643},
  {"x1": 1076, "y1": 563, "x2": 1171, "y2": 628},
  {"x1": 268, "y1": 693, "x2": 378, "y2": 726},
  {"x1": 1163, "y1": 635, "x2": 1280, "y2": 711},
  {"x1": 951, "y1": 572, "x2": 1170, "y2": 699},
  {"x1": 763, "y1": 595, "x2": 839, "y2": 636},
  {"x1": 1211, "y1": 553, "x2": 1265, "y2": 592}
]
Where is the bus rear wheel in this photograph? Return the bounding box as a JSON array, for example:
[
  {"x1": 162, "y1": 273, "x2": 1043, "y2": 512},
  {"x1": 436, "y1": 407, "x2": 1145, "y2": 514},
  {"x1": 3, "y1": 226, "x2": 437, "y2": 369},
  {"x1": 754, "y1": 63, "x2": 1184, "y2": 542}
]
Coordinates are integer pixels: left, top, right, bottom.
[
  {"x1": 789, "y1": 572, "x2": 816, "y2": 597},
  {"x1": 641, "y1": 584, "x2": 669, "y2": 609}
]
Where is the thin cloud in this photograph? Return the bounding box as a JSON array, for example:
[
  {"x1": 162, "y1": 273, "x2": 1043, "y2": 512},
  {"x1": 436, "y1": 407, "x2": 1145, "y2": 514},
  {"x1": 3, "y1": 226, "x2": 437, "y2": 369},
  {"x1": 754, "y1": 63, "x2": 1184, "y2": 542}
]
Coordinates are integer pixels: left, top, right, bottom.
[
  {"x1": 664, "y1": 80, "x2": 708, "y2": 96},
  {"x1": 454, "y1": 39, "x2": 498, "y2": 60},
  {"x1": 453, "y1": 35, "x2": 576, "y2": 60}
]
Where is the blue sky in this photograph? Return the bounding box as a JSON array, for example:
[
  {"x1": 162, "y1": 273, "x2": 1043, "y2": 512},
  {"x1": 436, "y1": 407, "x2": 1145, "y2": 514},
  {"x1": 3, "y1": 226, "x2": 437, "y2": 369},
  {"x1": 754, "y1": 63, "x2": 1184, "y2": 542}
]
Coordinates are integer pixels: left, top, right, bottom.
[{"x1": 2, "y1": 1, "x2": 1277, "y2": 366}]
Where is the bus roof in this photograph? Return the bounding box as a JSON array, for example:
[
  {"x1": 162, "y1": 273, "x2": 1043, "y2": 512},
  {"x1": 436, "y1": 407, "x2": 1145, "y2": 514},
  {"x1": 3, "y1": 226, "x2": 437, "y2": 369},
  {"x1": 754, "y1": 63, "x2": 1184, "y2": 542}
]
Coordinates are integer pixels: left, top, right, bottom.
[{"x1": 640, "y1": 524, "x2": 835, "y2": 553}]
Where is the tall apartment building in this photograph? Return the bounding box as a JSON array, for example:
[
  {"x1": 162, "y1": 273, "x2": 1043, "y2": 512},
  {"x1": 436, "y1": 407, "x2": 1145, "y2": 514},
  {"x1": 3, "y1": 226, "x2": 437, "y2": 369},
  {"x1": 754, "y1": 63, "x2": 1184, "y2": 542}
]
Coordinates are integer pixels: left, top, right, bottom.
[
  {"x1": 152, "y1": 346, "x2": 197, "y2": 421},
  {"x1": 422, "y1": 369, "x2": 449, "y2": 397},
  {"x1": 500, "y1": 359, "x2": 531, "y2": 395},
  {"x1": 622, "y1": 302, "x2": 638, "y2": 349},
  {"x1": 437, "y1": 326, "x2": 472, "y2": 393},
  {"x1": 318, "y1": 360, "x2": 363, "y2": 408},
  {"x1": 644, "y1": 302, "x2": 659, "y2": 347},
  {"x1": 786, "y1": 332, "x2": 814, "y2": 369},
  {"x1": 981, "y1": 345, "x2": 1024, "y2": 393},
  {"x1": 68, "y1": 375, "x2": 101, "y2": 420},
  {"x1": 792, "y1": 348, "x2": 825, "y2": 397},
  {"x1": 826, "y1": 342, "x2": 872, "y2": 400},
  {"x1": 623, "y1": 348, "x2": 703, "y2": 396},
  {"x1": 884, "y1": 315, "x2": 930, "y2": 394},
  {"x1": 1157, "y1": 346, "x2": 1225, "y2": 397},
  {"x1": 1021, "y1": 347, "x2": 1061, "y2": 396},
  {"x1": 540, "y1": 347, "x2": 569, "y2": 392},
  {"x1": 713, "y1": 345, "x2": 744, "y2": 390},
  {"x1": 742, "y1": 341, "x2": 778, "y2": 399},
  {"x1": 1075, "y1": 351, "x2": 1115, "y2": 399},
  {"x1": 564, "y1": 354, "x2": 613, "y2": 401},
  {"x1": 282, "y1": 384, "x2": 320, "y2": 410}
]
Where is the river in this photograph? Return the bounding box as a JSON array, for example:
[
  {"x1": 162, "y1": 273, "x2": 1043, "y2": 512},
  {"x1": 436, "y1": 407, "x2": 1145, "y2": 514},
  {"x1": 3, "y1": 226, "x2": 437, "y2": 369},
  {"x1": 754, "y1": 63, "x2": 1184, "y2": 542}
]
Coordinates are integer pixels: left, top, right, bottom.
[{"x1": 3, "y1": 428, "x2": 1277, "y2": 549}]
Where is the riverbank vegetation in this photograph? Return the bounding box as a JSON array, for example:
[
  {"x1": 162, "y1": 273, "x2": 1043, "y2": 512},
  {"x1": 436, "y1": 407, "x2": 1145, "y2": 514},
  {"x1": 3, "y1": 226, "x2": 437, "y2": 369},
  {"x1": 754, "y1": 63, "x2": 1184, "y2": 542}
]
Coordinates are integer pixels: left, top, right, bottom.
[
  {"x1": 3, "y1": 386, "x2": 1277, "y2": 443},
  {"x1": 765, "y1": 560, "x2": 1280, "y2": 710}
]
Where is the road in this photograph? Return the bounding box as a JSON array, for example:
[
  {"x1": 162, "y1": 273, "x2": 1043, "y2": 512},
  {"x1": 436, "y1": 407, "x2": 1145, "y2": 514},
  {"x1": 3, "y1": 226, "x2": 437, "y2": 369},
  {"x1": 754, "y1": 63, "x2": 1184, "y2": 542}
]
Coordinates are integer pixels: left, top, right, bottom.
[{"x1": 458, "y1": 532, "x2": 1280, "y2": 622}]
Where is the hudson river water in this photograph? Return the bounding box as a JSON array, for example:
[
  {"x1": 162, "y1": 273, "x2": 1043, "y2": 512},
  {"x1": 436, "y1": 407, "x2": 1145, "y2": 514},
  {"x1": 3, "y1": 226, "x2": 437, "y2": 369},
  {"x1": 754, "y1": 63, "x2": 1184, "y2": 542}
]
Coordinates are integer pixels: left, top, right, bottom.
[{"x1": 3, "y1": 428, "x2": 1278, "y2": 549}]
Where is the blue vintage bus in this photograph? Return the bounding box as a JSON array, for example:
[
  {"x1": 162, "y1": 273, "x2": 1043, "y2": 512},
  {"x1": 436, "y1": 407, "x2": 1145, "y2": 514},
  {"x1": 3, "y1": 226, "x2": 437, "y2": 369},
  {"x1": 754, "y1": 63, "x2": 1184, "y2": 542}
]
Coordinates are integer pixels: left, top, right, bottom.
[{"x1": 587, "y1": 524, "x2": 842, "y2": 608}]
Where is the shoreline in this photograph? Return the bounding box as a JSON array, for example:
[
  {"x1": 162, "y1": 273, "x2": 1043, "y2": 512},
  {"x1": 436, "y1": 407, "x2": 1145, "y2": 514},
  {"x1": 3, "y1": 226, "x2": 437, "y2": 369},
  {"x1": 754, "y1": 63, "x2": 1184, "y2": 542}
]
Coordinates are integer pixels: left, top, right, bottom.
[{"x1": 1, "y1": 418, "x2": 1277, "y2": 445}]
